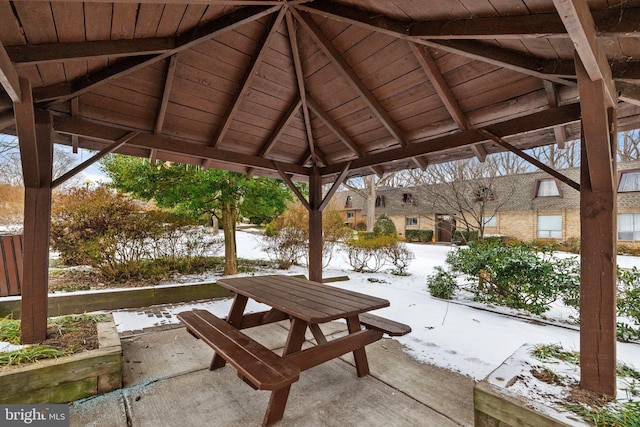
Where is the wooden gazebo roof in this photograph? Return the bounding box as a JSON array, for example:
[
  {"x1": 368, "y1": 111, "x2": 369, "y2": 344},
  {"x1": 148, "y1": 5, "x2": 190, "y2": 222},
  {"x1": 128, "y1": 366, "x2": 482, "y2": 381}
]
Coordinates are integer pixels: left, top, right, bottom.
[{"x1": 2, "y1": 0, "x2": 640, "y2": 183}]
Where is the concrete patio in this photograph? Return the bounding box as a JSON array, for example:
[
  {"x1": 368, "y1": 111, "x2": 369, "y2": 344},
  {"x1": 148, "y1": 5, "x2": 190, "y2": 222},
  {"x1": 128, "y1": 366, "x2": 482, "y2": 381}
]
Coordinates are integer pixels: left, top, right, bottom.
[{"x1": 69, "y1": 319, "x2": 475, "y2": 426}]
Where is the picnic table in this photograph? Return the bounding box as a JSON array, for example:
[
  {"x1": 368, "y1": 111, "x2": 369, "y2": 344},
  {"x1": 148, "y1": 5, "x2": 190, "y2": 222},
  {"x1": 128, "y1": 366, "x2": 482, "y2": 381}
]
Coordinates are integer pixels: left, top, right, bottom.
[{"x1": 177, "y1": 274, "x2": 411, "y2": 426}]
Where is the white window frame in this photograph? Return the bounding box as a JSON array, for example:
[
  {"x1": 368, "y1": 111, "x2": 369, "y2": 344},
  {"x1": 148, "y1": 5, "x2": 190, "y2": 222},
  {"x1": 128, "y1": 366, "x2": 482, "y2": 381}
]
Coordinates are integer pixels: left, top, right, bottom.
[
  {"x1": 536, "y1": 179, "x2": 560, "y2": 197},
  {"x1": 482, "y1": 215, "x2": 497, "y2": 227},
  {"x1": 537, "y1": 215, "x2": 562, "y2": 238},
  {"x1": 618, "y1": 171, "x2": 640, "y2": 192},
  {"x1": 618, "y1": 213, "x2": 640, "y2": 240},
  {"x1": 346, "y1": 211, "x2": 355, "y2": 219},
  {"x1": 406, "y1": 217, "x2": 418, "y2": 227}
]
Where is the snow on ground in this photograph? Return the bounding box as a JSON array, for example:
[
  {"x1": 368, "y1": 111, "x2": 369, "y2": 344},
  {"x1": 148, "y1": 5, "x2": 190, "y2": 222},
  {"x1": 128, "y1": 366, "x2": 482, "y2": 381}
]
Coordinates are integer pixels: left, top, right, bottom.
[{"x1": 111, "y1": 229, "x2": 640, "y2": 385}]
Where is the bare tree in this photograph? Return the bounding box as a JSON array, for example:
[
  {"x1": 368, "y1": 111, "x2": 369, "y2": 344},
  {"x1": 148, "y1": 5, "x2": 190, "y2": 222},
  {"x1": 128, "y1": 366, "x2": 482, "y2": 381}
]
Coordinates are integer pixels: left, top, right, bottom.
[
  {"x1": 409, "y1": 157, "x2": 517, "y2": 239},
  {"x1": 528, "y1": 140, "x2": 580, "y2": 169},
  {"x1": 618, "y1": 130, "x2": 640, "y2": 161},
  {"x1": 0, "y1": 142, "x2": 80, "y2": 187},
  {"x1": 341, "y1": 173, "x2": 396, "y2": 231}
]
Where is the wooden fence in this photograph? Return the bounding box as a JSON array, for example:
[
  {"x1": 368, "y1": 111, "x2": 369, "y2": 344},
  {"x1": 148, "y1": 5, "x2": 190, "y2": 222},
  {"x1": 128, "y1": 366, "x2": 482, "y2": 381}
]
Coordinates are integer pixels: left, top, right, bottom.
[{"x1": 0, "y1": 234, "x2": 23, "y2": 297}]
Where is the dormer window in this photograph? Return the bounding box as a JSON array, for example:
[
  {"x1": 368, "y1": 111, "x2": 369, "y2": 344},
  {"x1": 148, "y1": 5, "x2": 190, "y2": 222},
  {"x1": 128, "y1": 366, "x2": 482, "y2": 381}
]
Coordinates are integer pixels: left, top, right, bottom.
[
  {"x1": 535, "y1": 179, "x2": 561, "y2": 197},
  {"x1": 345, "y1": 195, "x2": 353, "y2": 208},
  {"x1": 375, "y1": 195, "x2": 385, "y2": 208},
  {"x1": 474, "y1": 186, "x2": 495, "y2": 202},
  {"x1": 619, "y1": 171, "x2": 640, "y2": 192},
  {"x1": 402, "y1": 193, "x2": 415, "y2": 205}
]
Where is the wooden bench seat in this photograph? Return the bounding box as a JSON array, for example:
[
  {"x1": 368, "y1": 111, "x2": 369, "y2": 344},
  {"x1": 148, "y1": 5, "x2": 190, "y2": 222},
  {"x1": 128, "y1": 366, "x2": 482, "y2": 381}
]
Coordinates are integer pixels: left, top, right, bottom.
[
  {"x1": 177, "y1": 309, "x2": 300, "y2": 391},
  {"x1": 359, "y1": 313, "x2": 411, "y2": 336}
]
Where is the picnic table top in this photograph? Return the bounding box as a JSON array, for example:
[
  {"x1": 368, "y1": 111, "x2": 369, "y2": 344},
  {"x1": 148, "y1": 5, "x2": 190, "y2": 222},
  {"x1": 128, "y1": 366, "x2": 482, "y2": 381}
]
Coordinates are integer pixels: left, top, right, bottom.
[{"x1": 217, "y1": 275, "x2": 389, "y2": 324}]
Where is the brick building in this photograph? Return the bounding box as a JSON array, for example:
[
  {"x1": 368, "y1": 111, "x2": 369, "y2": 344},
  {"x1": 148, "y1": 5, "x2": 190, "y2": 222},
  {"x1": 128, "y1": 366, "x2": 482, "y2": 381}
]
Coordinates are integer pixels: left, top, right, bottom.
[{"x1": 336, "y1": 161, "x2": 640, "y2": 246}]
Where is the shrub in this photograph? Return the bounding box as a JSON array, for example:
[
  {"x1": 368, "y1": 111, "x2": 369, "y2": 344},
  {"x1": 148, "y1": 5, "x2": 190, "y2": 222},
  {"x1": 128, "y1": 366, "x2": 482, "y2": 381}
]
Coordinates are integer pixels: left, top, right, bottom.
[
  {"x1": 354, "y1": 220, "x2": 367, "y2": 231},
  {"x1": 452, "y1": 229, "x2": 478, "y2": 245},
  {"x1": 617, "y1": 267, "x2": 640, "y2": 342},
  {"x1": 446, "y1": 239, "x2": 580, "y2": 315},
  {"x1": 344, "y1": 234, "x2": 401, "y2": 273},
  {"x1": 405, "y1": 229, "x2": 434, "y2": 243},
  {"x1": 373, "y1": 214, "x2": 396, "y2": 237},
  {"x1": 261, "y1": 226, "x2": 307, "y2": 269},
  {"x1": 383, "y1": 240, "x2": 414, "y2": 275},
  {"x1": 426, "y1": 266, "x2": 457, "y2": 299}
]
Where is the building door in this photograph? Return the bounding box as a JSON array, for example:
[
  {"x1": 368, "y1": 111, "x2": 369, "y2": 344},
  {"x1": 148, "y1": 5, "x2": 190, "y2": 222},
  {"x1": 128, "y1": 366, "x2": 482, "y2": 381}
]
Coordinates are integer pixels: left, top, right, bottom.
[{"x1": 437, "y1": 214, "x2": 454, "y2": 242}]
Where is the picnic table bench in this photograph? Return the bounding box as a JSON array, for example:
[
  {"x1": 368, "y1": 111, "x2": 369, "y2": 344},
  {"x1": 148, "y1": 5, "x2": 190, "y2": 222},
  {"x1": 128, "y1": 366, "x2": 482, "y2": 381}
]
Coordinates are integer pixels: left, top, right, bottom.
[{"x1": 178, "y1": 275, "x2": 410, "y2": 426}]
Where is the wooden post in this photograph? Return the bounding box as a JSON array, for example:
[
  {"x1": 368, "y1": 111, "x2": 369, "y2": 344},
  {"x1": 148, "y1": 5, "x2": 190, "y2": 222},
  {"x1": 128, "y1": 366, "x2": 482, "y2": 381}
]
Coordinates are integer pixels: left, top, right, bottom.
[
  {"x1": 15, "y1": 82, "x2": 53, "y2": 343},
  {"x1": 577, "y1": 55, "x2": 617, "y2": 396},
  {"x1": 308, "y1": 167, "x2": 323, "y2": 282}
]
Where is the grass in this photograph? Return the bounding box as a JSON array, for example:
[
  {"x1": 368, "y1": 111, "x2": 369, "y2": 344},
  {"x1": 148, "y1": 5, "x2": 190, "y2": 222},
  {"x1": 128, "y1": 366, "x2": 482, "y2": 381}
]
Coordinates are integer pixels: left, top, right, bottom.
[
  {"x1": 0, "y1": 314, "x2": 108, "y2": 367},
  {"x1": 530, "y1": 344, "x2": 640, "y2": 427}
]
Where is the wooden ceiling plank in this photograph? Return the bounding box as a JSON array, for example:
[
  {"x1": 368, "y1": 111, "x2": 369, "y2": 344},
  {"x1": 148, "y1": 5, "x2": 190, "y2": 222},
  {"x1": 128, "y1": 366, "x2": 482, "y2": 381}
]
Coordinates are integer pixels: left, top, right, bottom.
[
  {"x1": 292, "y1": 9, "x2": 409, "y2": 147},
  {"x1": 33, "y1": 5, "x2": 280, "y2": 106},
  {"x1": 295, "y1": 2, "x2": 576, "y2": 87},
  {"x1": 52, "y1": 115, "x2": 309, "y2": 178},
  {"x1": 553, "y1": 0, "x2": 616, "y2": 106},
  {"x1": 287, "y1": 11, "x2": 317, "y2": 164},
  {"x1": 210, "y1": 8, "x2": 286, "y2": 150},
  {"x1": 320, "y1": 103, "x2": 582, "y2": 176},
  {"x1": 258, "y1": 96, "x2": 302, "y2": 158},
  {"x1": 51, "y1": 131, "x2": 140, "y2": 189},
  {"x1": 307, "y1": 95, "x2": 363, "y2": 157},
  {"x1": 617, "y1": 81, "x2": 640, "y2": 107},
  {"x1": 8, "y1": 38, "x2": 176, "y2": 65},
  {"x1": 0, "y1": 111, "x2": 14, "y2": 130},
  {"x1": 0, "y1": 41, "x2": 22, "y2": 102},
  {"x1": 9, "y1": 0, "x2": 282, "y2": 4}
]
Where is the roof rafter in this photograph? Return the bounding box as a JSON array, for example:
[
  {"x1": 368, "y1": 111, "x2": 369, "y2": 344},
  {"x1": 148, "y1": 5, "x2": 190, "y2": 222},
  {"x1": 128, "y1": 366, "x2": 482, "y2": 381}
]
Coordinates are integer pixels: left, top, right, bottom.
[
  {"x1": 543, "y1": 81, "x2": 567, "y2": 149},
  {"x1": 553, "y1": 0, "x2": 616, "y2": 106},
  {"x1": 320, "y1": 103, "x2": 582, "y2": 176},
  {"x1": 286, "y1": 11, "x2": 318, "y2": 166},
  {"x1": 209, "y1": 7, "x2": 287, "y2": 153},
  {"x1": 409, "y1": 42, "x2": 486, "y2": 162},
  {"x1": 291, "y1": 8, "x2": 409, "y2": 147},
  {"x1": 33, "y1": 4, "x2": 280, "y2": 105}
]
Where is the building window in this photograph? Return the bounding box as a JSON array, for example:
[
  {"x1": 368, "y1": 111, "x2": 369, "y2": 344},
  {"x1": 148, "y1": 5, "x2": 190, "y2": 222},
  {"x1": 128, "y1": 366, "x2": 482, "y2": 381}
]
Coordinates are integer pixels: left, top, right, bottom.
[
  {"x1": 375, "y1": 195, "x2": 385, "y2": 208},
  {"x1": 537, "y1": 215, "x2": 562, "y2": 238},
  {"x1": 535, "y1": 179, "x2": 560, "y2": 197},
  {"x1": 406, "y1": 217, "x2": 418, "y2": 226},
  {"x1": 618, "y1": 171, "x2": 640, "y2": 192},
  {"x1": 345, "y1": 195, "x2": 352, "y2": 208},
  {"x1": 618, "y1": 214, "x2": 640, "y2": 240},
  {"x1": 482, "y1": 215, "x2": 497, "y2": 227},
  {"x1": 474, "y1": 186, "x2": 495, "y2": 201},
  {"x1": 346, "y1": 212, "x2": 355, "y2": 220},
  {"x1": 402, "y1": 193, "x2": 415, "y2": 205}
]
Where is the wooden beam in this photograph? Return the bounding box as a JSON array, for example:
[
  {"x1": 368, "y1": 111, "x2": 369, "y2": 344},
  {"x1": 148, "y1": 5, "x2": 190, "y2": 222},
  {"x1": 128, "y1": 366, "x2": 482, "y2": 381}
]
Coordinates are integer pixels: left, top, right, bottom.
[
  {"x1": 543, "y1": 81, "x2": 568, "y2": 149},
  {"x1": 0, "y1": 41, "x2": 22, "y2": 103},
  {"x1": 51, "y1": 131, "x2": 139, "y2": 189},
  {"x1": 154, "y1": 55, "x2": 178, "y2": 135},
  {"x1": 33, "y1": 5, "x2": 280, "y2": 105},
  {"x1": 318, "y1": 162, "x2": 351, "y2": 212},
  {"x1": 308, "y1": 166, "x2": 323, "y2": 282},
  {"x1": 70, "y1": 97, "x2": 79, "y2": 153},
  {"x1": 576, "y1": 54, "x2": 615, "y2": 193},
  {"x1": 11, "y1": 0, "x2": 282, "y2": 3},
  {"x1": 617, "y1": 81, "x2": 640, "y2": 107},
  {"x1": 52, "y1": 116, "x2": 309, "y2": 178},
  {"x1": 8, "y1": 38, "x2": 175, "y2": 65},
  {"x1": 320, "y1": 103, "x2": 582, "y2": 176},
  {"x1": 275, "y1": 162, "x2": 310, "y2": 211},
  {"x1": 478, "y1": 129, "x2": 580, "y2": 191},
  {"x1": 13, "y1": 78, "x2": 39, "y2": 188},
  {"x1": 553, "y1": 0, "x2": 616, "y2": 106},
  {"x1": 20, "y1": 110, "x2": 53, "y2": 344},
  {"x1": 258, "y1": 96, "x2": 302, "y2": 158},
  {"x1": 287, "y1": 11, "x2": 318, "y2": 165},
  {"x1": 210, "y1": 9, "x2": 286, "y2": 150},
  {"x1": 292, "y1": 9, "x2": 410, "y2": 147}
]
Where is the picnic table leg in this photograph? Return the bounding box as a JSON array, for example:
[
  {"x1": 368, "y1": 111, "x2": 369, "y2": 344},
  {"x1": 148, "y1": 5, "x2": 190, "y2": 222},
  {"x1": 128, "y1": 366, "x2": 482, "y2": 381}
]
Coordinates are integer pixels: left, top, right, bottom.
[
  {"x1": 262, "y1": 318, "x2": 307, "y2": 426},
  {"x1": 210, "y1": 294, "x2": 249, "y2": 370},
  {"x1": 346, "y1": 315, "x2": 370, "y2": 377}
]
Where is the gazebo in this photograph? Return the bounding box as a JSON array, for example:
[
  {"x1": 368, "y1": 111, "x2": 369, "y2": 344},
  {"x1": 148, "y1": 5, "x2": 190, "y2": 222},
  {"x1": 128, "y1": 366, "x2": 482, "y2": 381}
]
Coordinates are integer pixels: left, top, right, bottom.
[{"x1": 1, "y1": 0, "x2": 639, "y2": 397}]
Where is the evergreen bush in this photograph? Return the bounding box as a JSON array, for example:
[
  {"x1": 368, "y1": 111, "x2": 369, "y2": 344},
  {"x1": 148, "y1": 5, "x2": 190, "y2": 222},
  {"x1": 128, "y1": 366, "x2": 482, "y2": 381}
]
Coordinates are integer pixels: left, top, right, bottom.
[{"x1": 426, "y1": 266, "x2": 457, "y2": 299}]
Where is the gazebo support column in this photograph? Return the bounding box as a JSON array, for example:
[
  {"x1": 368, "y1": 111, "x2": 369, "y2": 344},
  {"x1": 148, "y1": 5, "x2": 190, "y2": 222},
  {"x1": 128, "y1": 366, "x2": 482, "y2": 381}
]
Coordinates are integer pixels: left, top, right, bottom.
[
  {"x1": 308, "y1": 167, "x2": 323, "y2": 282},
  {"x1": 577, "y1": 56, "x2": 617, "y2": 396},
  {"x1": 14, "y1": 78, "x2": 53, "y2": 343}
]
